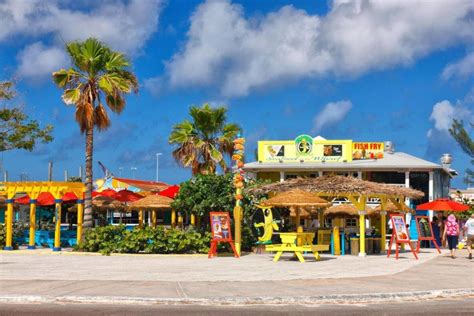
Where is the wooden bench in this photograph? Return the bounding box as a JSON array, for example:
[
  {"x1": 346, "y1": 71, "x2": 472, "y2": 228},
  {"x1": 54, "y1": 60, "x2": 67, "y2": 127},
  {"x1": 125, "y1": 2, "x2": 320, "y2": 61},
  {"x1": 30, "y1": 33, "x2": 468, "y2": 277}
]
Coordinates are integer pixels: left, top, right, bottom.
[{"x1": 266, "y1": 244, "x2": 329, "y2": 262}]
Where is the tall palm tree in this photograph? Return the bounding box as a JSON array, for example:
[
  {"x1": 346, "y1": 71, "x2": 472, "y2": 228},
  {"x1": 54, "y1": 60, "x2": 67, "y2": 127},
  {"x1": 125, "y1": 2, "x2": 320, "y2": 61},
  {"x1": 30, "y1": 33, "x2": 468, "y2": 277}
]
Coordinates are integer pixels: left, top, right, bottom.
[
  {"x1": 169, "y1": 103, "x2": 241, "y2": 175},
  {"x1": 52, "y1": 38, "x2": 138, "y2": 228}
]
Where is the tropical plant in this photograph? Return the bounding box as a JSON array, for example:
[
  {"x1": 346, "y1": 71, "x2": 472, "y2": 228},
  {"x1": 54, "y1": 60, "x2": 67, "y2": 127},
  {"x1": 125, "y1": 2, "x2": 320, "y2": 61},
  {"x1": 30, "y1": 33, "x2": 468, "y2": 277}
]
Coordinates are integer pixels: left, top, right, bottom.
[
  {"x1": 450, "y1": 119, "x2": 474, "y2": 185},
  {"x1": 52, "y1": 38, "x2": 138, "y2": 229},
  {"x1": 75, "y1": 225, "x2": 211, "y2": 255},
  {"x1": 169, "y1": 103, "x2": 241, "y2": 175},
  {"x1": 1, "y1": 80, "x2": 53, "y2": 152}
]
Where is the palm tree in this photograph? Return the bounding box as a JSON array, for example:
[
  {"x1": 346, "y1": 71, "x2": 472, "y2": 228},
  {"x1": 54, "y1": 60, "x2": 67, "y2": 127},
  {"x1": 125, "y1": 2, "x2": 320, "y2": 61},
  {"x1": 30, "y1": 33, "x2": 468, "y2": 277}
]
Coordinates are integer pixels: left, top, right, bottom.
[
  {"x1": 52, "y1": 38, "x2": 138, "y2": 228},
  {"x1": 169, "y1": 103, "x2": 241, "y2": 175}
]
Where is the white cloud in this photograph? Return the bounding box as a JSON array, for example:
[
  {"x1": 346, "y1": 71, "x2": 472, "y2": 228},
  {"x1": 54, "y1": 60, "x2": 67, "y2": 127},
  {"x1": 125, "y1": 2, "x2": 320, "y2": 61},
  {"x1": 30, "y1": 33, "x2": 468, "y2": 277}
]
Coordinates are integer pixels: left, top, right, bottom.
[
  {"x1": 429, "y1": 100, "x2": 472, "y2": 132},
  {"x1": 312, "y1": 100, "x2": 352, "y2": 133},
  {"x1": 164, "y1": 0, "x2": 474, "y2": 97},
  {"x1": 442, "y1": 51, "x2": 474, "y2": 80},
  {"x1": 16, "y1": 42, "x2": 69, "y2": 80},
  {"x1": 1, "y1": 0, "x2": 162, "y2": 80},
  {"x1": 426, "y1": 98, "x2": 474, "y2": 159}
]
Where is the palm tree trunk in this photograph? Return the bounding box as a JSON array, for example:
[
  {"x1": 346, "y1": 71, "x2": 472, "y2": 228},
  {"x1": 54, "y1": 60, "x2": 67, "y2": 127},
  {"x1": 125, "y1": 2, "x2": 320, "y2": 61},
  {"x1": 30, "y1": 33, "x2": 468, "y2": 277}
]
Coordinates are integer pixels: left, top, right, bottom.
[{"x1": 83, "y1": 127, "x2": 94, "y2": 228}]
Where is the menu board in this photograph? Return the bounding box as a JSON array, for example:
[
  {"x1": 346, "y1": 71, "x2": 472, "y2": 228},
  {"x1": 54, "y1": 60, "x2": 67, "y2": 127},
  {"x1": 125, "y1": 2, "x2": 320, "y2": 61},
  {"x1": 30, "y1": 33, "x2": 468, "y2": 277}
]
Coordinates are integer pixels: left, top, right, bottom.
[
  {"x1": 391, "y1": 215, "x2": 409, "y2": 242},
  {"x1": 210, "y1": 212, "x2": 232, "y2": 241},
  {"x1": 416, "y1": 216, "x2": 433, "y2": 239}
]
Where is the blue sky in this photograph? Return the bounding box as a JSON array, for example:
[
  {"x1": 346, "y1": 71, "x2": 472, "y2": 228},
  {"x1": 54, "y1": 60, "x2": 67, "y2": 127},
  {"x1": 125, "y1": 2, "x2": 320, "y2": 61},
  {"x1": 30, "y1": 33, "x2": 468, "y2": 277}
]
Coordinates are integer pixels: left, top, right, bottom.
[{"x1": 1, "y1": 0, "x2": 473, "y2": 188}]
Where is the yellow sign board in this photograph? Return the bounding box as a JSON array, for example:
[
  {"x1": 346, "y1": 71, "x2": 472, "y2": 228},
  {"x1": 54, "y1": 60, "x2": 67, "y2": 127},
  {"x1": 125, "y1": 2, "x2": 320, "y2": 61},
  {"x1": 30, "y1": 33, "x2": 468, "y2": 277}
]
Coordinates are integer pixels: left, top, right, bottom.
[{"x1": 258, "y1": 136, "x2": 384, "y2": 163}]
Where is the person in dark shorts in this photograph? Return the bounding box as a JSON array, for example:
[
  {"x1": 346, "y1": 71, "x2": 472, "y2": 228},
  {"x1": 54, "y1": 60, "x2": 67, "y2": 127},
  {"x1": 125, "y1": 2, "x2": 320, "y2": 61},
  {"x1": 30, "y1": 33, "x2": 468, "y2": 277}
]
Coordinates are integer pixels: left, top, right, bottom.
[{"x1": 443, "y1": 214, "x2": 459, "y2": 259}]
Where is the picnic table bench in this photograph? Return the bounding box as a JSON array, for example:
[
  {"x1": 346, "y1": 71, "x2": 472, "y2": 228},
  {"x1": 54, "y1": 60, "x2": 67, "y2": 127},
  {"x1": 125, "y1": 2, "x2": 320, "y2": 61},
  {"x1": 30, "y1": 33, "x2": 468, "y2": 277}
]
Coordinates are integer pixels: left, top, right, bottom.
[{"x1": 265, "y1": 232, "x2": 329, "y2": 262}]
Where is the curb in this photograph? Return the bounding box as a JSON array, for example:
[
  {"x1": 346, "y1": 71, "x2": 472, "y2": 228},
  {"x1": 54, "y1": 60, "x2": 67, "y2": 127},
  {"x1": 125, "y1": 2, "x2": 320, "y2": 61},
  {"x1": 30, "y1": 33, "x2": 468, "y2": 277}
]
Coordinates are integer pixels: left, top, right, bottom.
[{"x1": 0, "y1": 288, "x2": 472, "y2": 306}]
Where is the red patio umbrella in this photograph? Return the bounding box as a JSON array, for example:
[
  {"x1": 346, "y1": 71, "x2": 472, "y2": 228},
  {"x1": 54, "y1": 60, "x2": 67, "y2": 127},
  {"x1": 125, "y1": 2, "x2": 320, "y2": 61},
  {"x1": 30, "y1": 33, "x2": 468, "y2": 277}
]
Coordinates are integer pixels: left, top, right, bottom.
[
  {"x1": 158, "y1": 185, "x2": 180, "y2": 199},
  {"x1": 416, "y1": 198, "x2": 469, "y2": 212},
  {"x1": 15, "y1": 192, "x2": 80, "y2": 206},
  {"x1": 92, "y1": 189, "x2": 117, "y2": 198},
  {"x1": 113, "y1": 189, "x2": 143, "y2": 202}
]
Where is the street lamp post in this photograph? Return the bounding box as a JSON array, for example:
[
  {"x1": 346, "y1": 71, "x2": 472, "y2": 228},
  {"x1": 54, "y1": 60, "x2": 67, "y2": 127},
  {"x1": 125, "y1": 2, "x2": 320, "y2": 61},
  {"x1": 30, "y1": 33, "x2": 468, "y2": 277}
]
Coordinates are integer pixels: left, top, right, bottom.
[
  {"x1": 156, "y1": 153, "x2": 163, "y2": 182},
  {"x1": 131, "y1": 167, "x2": 137, "y2": 179}
]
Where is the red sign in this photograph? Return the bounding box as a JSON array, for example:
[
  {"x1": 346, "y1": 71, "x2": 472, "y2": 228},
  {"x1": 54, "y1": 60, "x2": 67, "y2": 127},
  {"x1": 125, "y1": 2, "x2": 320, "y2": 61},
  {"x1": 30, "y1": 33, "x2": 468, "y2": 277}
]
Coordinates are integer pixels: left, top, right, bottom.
[
  {"x1": 208, "y1": 212, "x2": 239, "y2": 258},
  {"x1": 387, "y1": 214, "x2": 418, "y2": 260},
  {"x1": 415, "y1": 216, "x2": 441, "y2": 254}
]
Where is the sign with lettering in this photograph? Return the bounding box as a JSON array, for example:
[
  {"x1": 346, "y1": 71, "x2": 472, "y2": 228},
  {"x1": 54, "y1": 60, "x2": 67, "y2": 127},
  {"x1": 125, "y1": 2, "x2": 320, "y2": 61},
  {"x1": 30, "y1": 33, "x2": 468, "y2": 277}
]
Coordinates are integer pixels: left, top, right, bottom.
[
  {"x1": 415, "y1": 216, "x2": 441, "y2": 254},
  {"x1": 258, "y1": 137, "x2": 384, "y2": 163},
  {"x1": 352, "y1": 142, "x2": 384, "y2": 160}
]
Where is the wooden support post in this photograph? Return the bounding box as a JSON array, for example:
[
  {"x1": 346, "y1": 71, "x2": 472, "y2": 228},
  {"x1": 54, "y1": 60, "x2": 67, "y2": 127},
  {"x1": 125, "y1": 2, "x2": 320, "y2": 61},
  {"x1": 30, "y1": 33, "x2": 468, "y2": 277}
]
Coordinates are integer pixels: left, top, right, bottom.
[
  {"x1": 333, "y1": 226, "x2": 341, "y2": 255},
  {"x1": 380, "y1": 211, "x2": 387, "y2": 253},
  {"x1": 190, "y1": 214, "x2": 196, "y2": 226},
  {"x1": 138, "y1": 210, "x2": 144, "y2": 228},
  {"x1": 359, "y1": 210, "x2": 367, "y2": 257},
  {"x1": 171, "y1": 209, "x2": 176, "y2": 228},
  {"x1": 4, "y1": 200, "x2": 14, "y2": 250},
  {"x1": 76, "y1": 201, "x2": 84, "y2": 245},
  {"x1": 28, "y1": 201, "x2": 37, "y2": 249},
  {"x1": 53, "y1": 199, "x2": 62, "y2": 251},
  {"x1": 152, "y1": 210, "x2": 157, "y2": 227}
]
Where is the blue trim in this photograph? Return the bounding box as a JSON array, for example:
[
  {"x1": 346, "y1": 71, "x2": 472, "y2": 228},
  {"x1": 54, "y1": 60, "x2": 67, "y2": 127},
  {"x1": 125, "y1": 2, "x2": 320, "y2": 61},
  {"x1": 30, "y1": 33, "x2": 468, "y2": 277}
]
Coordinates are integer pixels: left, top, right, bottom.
[
  {"x1": 53, "y1": 247, "x2": 61, "y2": 252},
  {"x1": 76, "y1": 199, "x2": 84, "y2": 203},
  {"x1": 3, "y1": 246, "x2": 13, "y2": 251},
  {"x1": 27, "y1": 245, "x2": 36, "y2": 250},
  {"x1": 30, "y1": 199, "x2": 37, "y2": 203},
  {"x1": 6, "y1": 199, "x2": 14, "y2": 203},
  {"x1": 54, "y1": 199, "x2": 62, "y2": 203}
]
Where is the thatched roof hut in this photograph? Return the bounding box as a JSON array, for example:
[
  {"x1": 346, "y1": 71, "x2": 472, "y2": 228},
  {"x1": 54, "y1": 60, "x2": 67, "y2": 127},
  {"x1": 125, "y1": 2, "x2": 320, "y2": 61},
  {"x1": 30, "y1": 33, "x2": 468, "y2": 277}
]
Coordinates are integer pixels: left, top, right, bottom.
[
  {"x1": 128, "y1": 194, "x2": 173, "y2": 210},
  {"x1": 324, "y1": 204, "x2": 380, "y2": 218},
  {"x1": 262, "y1": 189, "x2": 330, "y2": 207},
  {"x1": 247, "y1": 175, "x2": 424, "y2": 199},
  {"x1": 68, "y1": 196, "x2": 124, "y2": 212}
]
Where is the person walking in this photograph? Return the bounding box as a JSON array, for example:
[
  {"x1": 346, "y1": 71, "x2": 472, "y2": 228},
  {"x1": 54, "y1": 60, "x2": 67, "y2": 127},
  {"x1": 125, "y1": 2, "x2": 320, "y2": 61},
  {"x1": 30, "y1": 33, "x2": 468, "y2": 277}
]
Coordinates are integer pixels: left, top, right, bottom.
[
  {"x1": 443, "y1": 214, "x2": 460, "y2": 259},
  {"x1": 464, "y1": 213, "x2": 474, "y2": 260},
  {"x1": 431, "y1": 216, "x2": 441, "y2": 248}
]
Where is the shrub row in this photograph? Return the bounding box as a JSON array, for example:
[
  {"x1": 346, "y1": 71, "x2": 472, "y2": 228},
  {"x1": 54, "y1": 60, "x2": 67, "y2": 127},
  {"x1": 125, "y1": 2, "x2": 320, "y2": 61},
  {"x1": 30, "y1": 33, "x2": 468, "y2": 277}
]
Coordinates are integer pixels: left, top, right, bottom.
[{"x1": 75, "y1": 225, "x2": 211, "y2": 255}]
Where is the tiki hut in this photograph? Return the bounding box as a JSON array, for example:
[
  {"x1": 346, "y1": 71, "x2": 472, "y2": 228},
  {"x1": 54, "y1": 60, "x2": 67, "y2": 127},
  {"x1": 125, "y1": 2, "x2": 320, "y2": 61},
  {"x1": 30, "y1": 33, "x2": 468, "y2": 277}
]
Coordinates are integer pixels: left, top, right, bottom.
[
  {"x1": 247, "y1": 175, "x2": 424, "y2": 256},
  {"x1": 128, "y1": 194, "x2": 174, "y2": 227},
  {"x1": 262, "y1": 189, "x2": 330, "y2": 226},
  {"x1": 372, "y1": 200, "x2": 413, "y2": 213},
  {"x1": 247, "y1": 175, "x2": 424, "y2": 200}
]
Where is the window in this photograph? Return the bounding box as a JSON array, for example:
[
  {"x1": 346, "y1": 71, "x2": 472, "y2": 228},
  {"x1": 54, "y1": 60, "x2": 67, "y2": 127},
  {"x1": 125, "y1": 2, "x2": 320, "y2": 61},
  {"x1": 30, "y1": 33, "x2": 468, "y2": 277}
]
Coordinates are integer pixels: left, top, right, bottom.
[
  {"x1": 285, "y1": 174, "x2": 298, "y2": 180},
  {"x1": 346, "y1": 218, "x2": 357, "y2": 227}
]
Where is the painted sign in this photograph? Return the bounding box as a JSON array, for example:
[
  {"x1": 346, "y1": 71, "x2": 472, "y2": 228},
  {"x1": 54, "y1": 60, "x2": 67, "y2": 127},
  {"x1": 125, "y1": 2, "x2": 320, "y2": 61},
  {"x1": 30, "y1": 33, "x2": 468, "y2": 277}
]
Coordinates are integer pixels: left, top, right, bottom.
[
  {"x1": 210, "y1": 212, "x2": 232, "y2": 241},
  {"x1": 387, "y1": 214, "x2": 418, "y2": 260},
  {"x1": 259, "y1": 137, "x2": 352, "y2": 163},
  {"x1": 352, "y1": 142, "x2": 384, "y2": 160},
  {"x1": 391, "y1": 215, "x2": 409, "y2": 242},
  {"x1": 208, "y1": 211, "x2": 239, "y2": 258},
  {"x1": 415, "y1": 216, "x2": 441, "y2": 254}
]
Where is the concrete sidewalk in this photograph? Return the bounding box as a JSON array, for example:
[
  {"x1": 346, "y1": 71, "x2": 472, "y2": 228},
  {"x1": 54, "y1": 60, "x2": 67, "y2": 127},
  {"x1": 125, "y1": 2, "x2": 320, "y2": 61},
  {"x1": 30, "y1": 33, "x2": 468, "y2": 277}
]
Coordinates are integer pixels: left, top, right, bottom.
[{"x1": 0, "y1": 249, "x2": 472, "y2": 305}]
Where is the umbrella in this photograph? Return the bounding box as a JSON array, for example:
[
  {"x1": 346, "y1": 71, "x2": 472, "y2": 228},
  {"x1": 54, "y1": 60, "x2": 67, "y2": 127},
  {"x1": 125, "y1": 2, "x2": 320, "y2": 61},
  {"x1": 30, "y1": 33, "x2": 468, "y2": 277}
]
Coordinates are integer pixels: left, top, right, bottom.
[
  {"x1": 128, "y1": 194, "x2": 174, "y2": 210},
  {"x1": 92, "y1": 189, "x2": 116, "y2": 198},
  {"x1": 416, "y1": 198, "x2": 469, "y2": 212},
  {"x1": 113, "y1": 189, "x2": 143, "y2": 202},
  {"x1": 324, "y1": 204, "x2": 377, "y2": 218},
  {"x1": 372, "y1": 201, "x2": 414, "y2": 213},
  {"x1": 158, "y1": 185, "x2": 180, "y2": 199},
  {"x1": 15, "y1": 192, "x2": 80, "y2": 206}
]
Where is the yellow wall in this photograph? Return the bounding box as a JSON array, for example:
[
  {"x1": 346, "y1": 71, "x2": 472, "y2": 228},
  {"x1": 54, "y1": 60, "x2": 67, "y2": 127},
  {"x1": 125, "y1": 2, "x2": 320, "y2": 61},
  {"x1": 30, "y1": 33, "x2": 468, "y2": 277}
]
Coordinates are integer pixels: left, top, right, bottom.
[{"x1": 257, "y1": 172, "x2": 280, "y2": 182}]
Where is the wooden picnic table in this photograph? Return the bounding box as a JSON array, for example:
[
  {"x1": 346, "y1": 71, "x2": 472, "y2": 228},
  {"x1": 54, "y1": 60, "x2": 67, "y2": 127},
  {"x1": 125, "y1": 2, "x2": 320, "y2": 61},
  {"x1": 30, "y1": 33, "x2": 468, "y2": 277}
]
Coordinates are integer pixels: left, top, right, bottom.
[{"x1": 265, "y1": 232, "x2": 329, "y2": 263}]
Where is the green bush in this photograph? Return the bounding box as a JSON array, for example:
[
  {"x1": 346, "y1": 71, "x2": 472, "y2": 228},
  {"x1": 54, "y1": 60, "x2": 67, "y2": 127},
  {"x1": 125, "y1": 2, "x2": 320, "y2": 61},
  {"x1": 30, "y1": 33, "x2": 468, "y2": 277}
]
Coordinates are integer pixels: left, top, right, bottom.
[
  {"x1": 0, "y1": 222, "x2": 27, "y2": 250},
  {"x1": 75, "y1": 225, "x2": 211, "y2": 255}
]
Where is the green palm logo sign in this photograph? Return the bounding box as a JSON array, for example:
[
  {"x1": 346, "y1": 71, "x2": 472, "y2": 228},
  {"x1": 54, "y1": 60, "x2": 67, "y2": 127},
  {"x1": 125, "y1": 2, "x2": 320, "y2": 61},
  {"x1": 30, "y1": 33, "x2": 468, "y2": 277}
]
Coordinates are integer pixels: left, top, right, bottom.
[{"x1": 295, "y1": 135, "x2": 313, "y2": 156}]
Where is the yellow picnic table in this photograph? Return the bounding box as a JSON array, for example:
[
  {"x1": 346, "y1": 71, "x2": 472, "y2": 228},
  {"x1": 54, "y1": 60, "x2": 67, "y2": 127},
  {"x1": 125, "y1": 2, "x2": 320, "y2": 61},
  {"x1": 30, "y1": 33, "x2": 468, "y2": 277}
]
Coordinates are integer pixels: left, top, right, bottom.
[{"x1": 265, "y1": 232, "x2": 329, "y2": 263}]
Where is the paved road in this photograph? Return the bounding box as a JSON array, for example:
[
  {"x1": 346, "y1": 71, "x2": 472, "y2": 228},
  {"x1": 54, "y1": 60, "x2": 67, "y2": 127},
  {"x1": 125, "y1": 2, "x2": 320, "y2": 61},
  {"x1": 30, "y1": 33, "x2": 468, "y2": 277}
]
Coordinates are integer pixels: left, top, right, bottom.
[{"x1": 1, "y1": 297, "x2": 473, "y2": 315}]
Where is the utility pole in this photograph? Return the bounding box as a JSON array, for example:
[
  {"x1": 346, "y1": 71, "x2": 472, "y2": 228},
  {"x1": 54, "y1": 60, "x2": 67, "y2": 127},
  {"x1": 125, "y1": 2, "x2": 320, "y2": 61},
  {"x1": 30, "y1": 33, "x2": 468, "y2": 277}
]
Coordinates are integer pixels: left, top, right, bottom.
[
  {"x1": 79, "y1": 165, "x2": 83, "y2": 181},
  {"x1": 118, "y1": 167, "x2": 124, "y2": 177},
  {"x1": 64, "y1": 170, "x2": 68, "y2": 181},
  {"x1": 131, "y1": 167, "x2": 137, "y2": 179},
  {"x1": 48, "y1": 161, "x2": 53, "y2": 181},
  {"x1": 156, "y1": 153, "x2": 162, "y2": 182}
]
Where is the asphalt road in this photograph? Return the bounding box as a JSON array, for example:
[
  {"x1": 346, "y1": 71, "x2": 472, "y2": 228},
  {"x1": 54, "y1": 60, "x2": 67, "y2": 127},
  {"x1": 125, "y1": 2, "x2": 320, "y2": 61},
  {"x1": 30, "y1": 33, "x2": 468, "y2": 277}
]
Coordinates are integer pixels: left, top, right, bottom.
[{"x1": 1, "y1": 297, "x2": 473, "y2": 315}]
